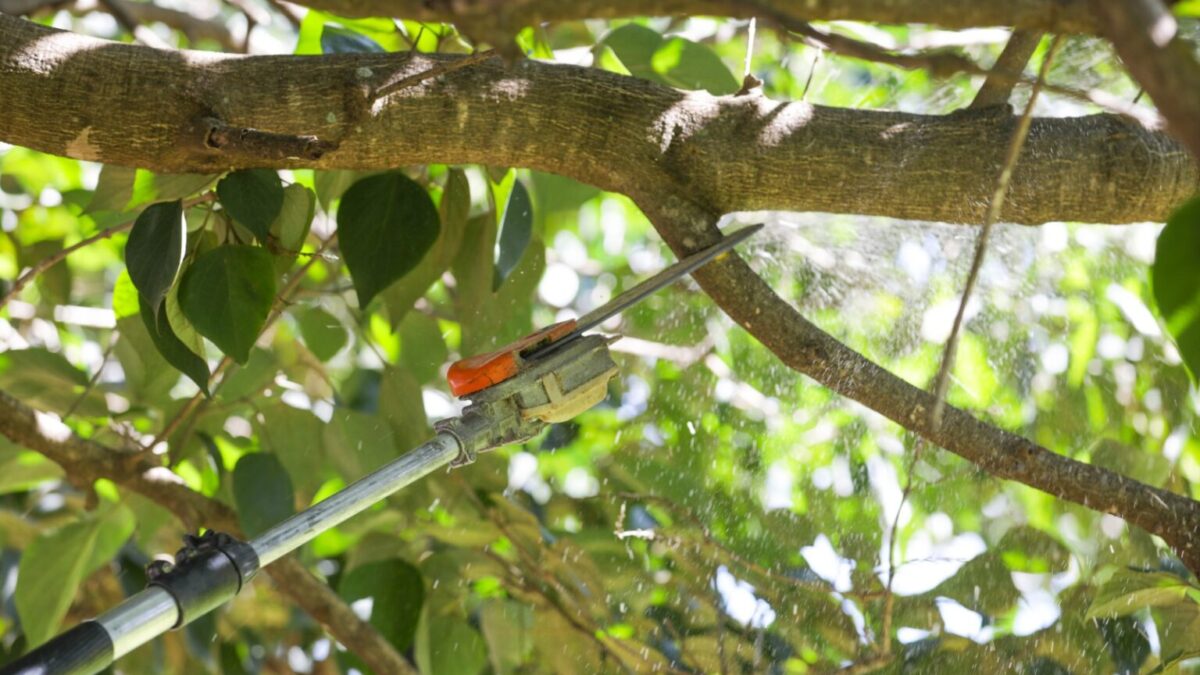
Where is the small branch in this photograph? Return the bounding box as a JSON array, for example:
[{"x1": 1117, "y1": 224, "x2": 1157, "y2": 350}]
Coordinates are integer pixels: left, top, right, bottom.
[
  {"x1": 63, "y1": 329, "x2": 118, "y2": 421},
  {"x1": 969, "y1": 30, "x2": 1043, "y2": 109},
  {"x1": 2, "y1": 222, "x2": 130, "y2": 310},
  {"x1": 930, "y1": 36, "x2": 1063, "y2": 431},
  {"x1": 203, "y1": 117, "x2": 338, "y2": 161}
]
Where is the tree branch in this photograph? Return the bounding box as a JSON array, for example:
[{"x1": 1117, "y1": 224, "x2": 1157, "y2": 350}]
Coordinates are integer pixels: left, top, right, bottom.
[
  {"x1": 0, "y1": 15, "x2": 1194, "y2": 226},
  {"x1": 1090, "y1": 0, "x2": 1200, "y2": 161},
  {"x1": 969, "y1": 30, "x2": 1044, "y2": 109},
  {"x1": 0, "y1": 390, "x2": 415, "y2": 674},
  {"x1": 638, "y1": 197, "x2": 1200, "y2": 577},
  {"x1": 287, "y1": 0, "x2": 1099, "y2": 35}
]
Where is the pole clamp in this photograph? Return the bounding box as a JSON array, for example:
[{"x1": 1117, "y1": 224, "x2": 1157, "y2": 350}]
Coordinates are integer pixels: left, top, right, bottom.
[{"x1": 145, "y1": 531, "x2": 261, "y2": 629}]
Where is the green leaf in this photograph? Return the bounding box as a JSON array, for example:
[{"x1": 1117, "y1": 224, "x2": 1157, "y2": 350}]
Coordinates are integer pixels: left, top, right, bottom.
[
  {"x1": 270, "y1": 183, "x2": 316, "y2": 269},
  {"x1": 493, "y1": 180, "x2": 533, "y2": 291},
  {"x1": 129, "y1": 170, "x2": 216, "y2": 209},
  {"x1": 399, "y1": 312, "x2": 447, "y2": 384},
  {"x1": 232, "y1": 453, "x2": 295, "y2": 537},
  {"x1": 115, "y1": 315, "x2": 184, "y2": 402},
  {"x1": 297, "y1": 307, "x2": 347, "y2": 362},
  {"x1": 313, "y1": 170, "x2": 363, "y2": 211},
  {"x1": 603, "y1": 24, "x2": 737, "y2": 95},
  {"x1": 1152, "y1": 600, "x2": 1200, "y2": 669},
  {"x1": 338, "y1": 172, "x2": 441, "y2": 308},
  {"x1": 1174, "y1": 0, "x2": 1200, "y2": 17},
  {"x1": 256, "y1": 403, "x2": 328, "y2": 496},
  {"x1": 480, "y1": 600, "x2": 534, "y2": 674},
  {"x1": 126, "y1": 200, "x2": 185, "y2": 313},
  {"x1": 382, "y1": 167, "x2": 470, "y2": 325},
  {"x1": 338, "y1": 559, "x2": 424, "y2": 671},
  {"x1": 0, "y1": 348, "x2": 107, "y2": 416},
  {"x1": 85, "y1": 164, "x2": 136, "y2": 213},
  {"x1": 321, "y1": 24, "x2": 386, "y2": 53},
  {"x1": 0, "y1": 442, "x2": 63, "y2": 495},
  {"x1": 111, "y1": 269, "x2": 139, "y2": 319},
  {"x1": 379, "y1": 366, "x2": 429, "y2": 452},
  {"x1": 416, "y1": 615, "x2": 488, "y2": 675},
  {"x1": 1088, "y1": 569, "x2": 1198, "y2": 619},
  {"x1": 140, "y1": 295, "x2": 211, "y2": 396},
  {"x1": 15, "y1": 505, "x2": 134, "y2": 647},
  {"x1": 217, "y1": 348, "x2": 277, "y2": 401},
  {"x1": 18, "y1": 240, "x2": 71, "y2": 306},
  {"x1": 217, "y1": 170, "x2": 284, "y2": 242},
  {"x1": 165, "y1": 280, "x2": 207, "y2": 358},
  {"x1": 1152, "y1": 195, "x2": 1200, "y2": 380},
  {"x1": 178, "y1": 246, "x2": 277, "y2": 364}
]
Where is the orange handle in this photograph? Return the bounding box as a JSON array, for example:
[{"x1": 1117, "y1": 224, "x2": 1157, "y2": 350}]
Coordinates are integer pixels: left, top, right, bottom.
[{"x1": 447, "y1": 320, "x2": 577, "y2": 397}]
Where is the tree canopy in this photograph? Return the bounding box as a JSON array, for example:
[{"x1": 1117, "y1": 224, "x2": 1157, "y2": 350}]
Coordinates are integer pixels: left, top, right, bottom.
[{"x1": 1, "y1": 1, "x2": 1200, "y2": 673}]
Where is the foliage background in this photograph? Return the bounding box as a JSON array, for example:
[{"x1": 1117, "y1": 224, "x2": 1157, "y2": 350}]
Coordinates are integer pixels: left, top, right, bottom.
[{"x1": 0, "y1": 3, "x2": 1199, "y2": 673}]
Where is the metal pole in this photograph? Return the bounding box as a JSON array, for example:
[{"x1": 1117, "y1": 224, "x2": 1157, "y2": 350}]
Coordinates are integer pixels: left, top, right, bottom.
[{"x1": 3, "y1": 432, "x2": 466, "y2": 675}]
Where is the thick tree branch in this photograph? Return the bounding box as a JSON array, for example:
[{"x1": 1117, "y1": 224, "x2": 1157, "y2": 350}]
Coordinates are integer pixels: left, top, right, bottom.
[
  {"x1": 0, "y1": 15, "x2": 1195, "y2": 226},
  {"x1": 1091, "y1": 0, "x2": 1200, "y2": 161},
  {"x1": 639, "y1": 198, "x2": 1200, "y2": 577},
  {"x1": 289, "y1": 0, "x2": 1099, "y2": 35},
  {"x1": 0, "y1": 390, "x2": 414, "y2": 674}
]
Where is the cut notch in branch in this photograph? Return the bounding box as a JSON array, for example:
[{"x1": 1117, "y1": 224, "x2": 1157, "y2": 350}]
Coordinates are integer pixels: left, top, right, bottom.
[{"x1": 202, "y1": 117, "x2": 338, "y2": 161}]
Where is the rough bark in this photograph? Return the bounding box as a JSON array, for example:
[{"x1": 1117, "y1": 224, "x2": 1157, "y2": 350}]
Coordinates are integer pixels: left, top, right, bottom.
[
  {"x1": 1, "y1": 14, "x2": 1195, "y2": 226},
  {"x1": 641, "y1": 197, "x2": 1200, "y2": 577},
  {"x1": 1091, "y1": 0, "x2": 1200, "y2": 162},
  {"x1": 290, "y1": 0, "x2": 1099, "y2": 35},
  {"x1": 0, "y1": 390, "x2": 415, "y2": 675}
]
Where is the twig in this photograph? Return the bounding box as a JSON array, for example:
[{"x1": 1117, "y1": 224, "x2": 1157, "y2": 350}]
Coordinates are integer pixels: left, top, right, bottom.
[
  {"x1": 63, "y1": 329, "x2": 119, "y2": 421},
  {"x1": 371, "y1": 49, "x2": 497, "y2": 102},
  {"x1": 2, "y1": 222, "x2": 131, "y2": 310},
  {"x1": 969, "y1": 30, "x2": 1044, "y2": 109},
  {"x1": 930, "y1": 36, "x2": 1064, "y2": 431}
]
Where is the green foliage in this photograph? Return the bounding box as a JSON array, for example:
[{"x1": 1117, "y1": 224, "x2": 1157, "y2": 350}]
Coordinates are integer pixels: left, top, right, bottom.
[
  {"x1": 296, "y1": 307, "x2": 347, "y2": 362},
  {"x1": 216, "y1": 170, "x2": 284, "y2": 243},
  {"x1": 15, "y1": 504, "x2": 134, "y2": 647},
  {"x1": 338, "y1": 559, "x2": 424, "y2": 671},
  {"x1": 337, "y1": 172, "x2": 441, "y2": 308},
  {"x1": 602, "y1": 23, "x2": 739, "y2": 94},
  {"x1": 494, "y1": 179, "x2": 533, "y2": 291},
  {"x1": 178, "y1": 245, "x2": 277, "y2": 364},
  {"x1": 233, "y1": 453, "x2": 295, "y2": 537},
  {"x1": 1152, "y1": 194, "x2": 1200, "y2": 380},
  {"x1": 140, "y1": 296, "x2": 210, "y2": 395},
  {"x1": 126, "y1": 200, "x2": 185, "y2": 313}
]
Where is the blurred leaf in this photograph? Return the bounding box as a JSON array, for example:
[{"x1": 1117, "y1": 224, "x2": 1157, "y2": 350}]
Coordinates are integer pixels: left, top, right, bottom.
[
  {"x1": 1152, "y1": 600, "x2": 1200, "y2": 668},
  {"x1": 926, "y1": 550, "x2": 1020, "y2": 615},
  {"x1": 18, "y1": 239, "x2": 70, "y2": 305},
  {"x1": 1152, "y1": 195, "x2": 1200, "y2": 380},
  {"x1": 217, "y1": 347, "x2": 277, "y2": 401},
  {"x1": 140, "y1": 295, "x2": 210, "y2": 396},
  {"x1": 0, "y1": 443, "x2": 62, "y2": 494},
  {"x1": 85, "y1": 164, "x2": 135, "y2": 213},
  {"x1": 338, "y1": 172, "x2": 441, "y2": 308},
  {"x1": 399, "y1": 312, "x2": 447, "y2": 383},
  {"x1": 270, "y1": 183, "x2": 316, "y2": 270},
  {"x1": 321, "y1": 24, "x2": 386, "y2": 53},
  {"x1": 217, "y1": 170, "x2": 284, "y2": 242},
  {"x1": 313, "y1": 170, "x2": 363, "y2": 211},
  {"x1": 493, "y1": 180, "x2": 533, "y2": 291},
  {"x1": 126, "y1": 200, "x2": 184, "y2": 313},
  {"x1": 338, "y1": 559, "x2": 424, "y2": 672},
  {"x1": 256, "y1": 402, "x2": 328, "y2": 496},
  {"x1": 379, "y1": 366, "x2": 429, "y2": 452},
  {"x1": 324, "y1": 407, "x2": 398, "y2": 478},
  {"x1": 382, "y1": 167, "x2": 470, "y2": 325},
  {"x1": 233, "y1": 453, "x2": 295, "y2": 537},
  {"x1": 115, "y1": 314, "x2": 184, "y2": 401},
  {"x1": 603, "y1": 24, "x2": 738, "y2": 94},
  {"x1": 15, "y1": 504, "x2": 134, "y2": 647},
  {"x1": 1088, "y1": 569, "x2": 1198, "y2": 618},
  {"x1": 995, "y1": 525, "x2": 1070, "y2": 574},
  {"x1": 129, "y1": 171, "x2": 215, "y2": 209},
  {"x1": 297, "y1": 307, "x2": 347, "y2": 362},
  {"x1": 0, "y1": 348, "x2": 107, "y2": 416},
  {"x1": 179, "y1": 246, "x2": 277, "y2": 364},
  {"x1": 480, "y1": 599, "x2": 534, "y2": 674},
  {"x1": 417, "y1": 614, "x2": 488, "y2": 675},
  {"x1": 111, "y1": 270, "x2": 139, "y2": 319}
]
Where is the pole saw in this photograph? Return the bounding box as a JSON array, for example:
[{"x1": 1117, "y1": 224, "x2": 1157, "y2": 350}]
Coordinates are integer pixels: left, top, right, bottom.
[{"x1": 3, "y1": 223, "x2": 762, "y2": 675}]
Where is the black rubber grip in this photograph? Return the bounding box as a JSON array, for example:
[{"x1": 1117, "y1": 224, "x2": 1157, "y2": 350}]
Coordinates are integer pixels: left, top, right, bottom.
[{"x1": 1, "y1": 621, "x2": 113, "y2": 675}]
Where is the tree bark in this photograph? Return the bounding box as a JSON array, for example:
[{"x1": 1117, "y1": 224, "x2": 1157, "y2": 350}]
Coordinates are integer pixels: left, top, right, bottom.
[
  {"x1": 290, "y1": 0, "x2": 1099, "y2": 35},
  {"x1": 0, "y1": 14, "x2": 1195, "y2": 227}
]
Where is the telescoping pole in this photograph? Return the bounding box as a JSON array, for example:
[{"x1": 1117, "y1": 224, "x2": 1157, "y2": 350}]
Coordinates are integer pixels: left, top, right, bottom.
[{"x1": 3, "y1": 432, "x2": 466, "y2": 675}]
